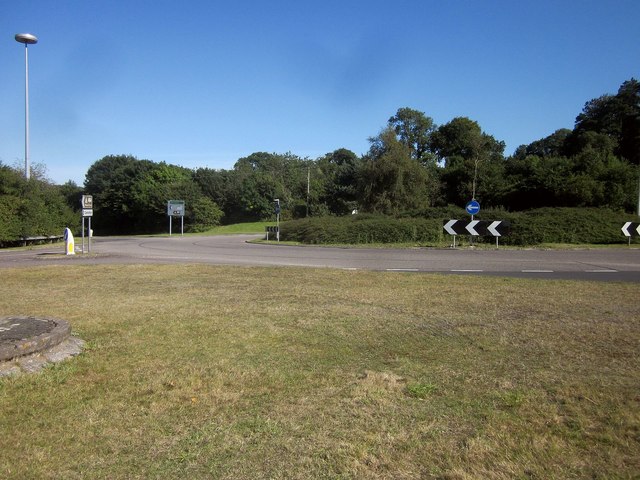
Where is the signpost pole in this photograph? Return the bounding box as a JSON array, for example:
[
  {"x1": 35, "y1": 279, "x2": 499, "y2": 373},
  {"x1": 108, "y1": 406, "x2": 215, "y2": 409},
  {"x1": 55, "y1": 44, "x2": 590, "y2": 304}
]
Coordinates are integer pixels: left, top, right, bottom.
[
  {"x1": 274, "y1": 198, "x2": 280, "y2": 242},
  {"x1": 167, "y1": 200, "x2": 185, "y2": 236},
  {"x1": 466, "y1": 200, "x2": 480, "y2": 247},
  {"x1": 80, "y1": 195, "x2": 94, "y2": 255}
]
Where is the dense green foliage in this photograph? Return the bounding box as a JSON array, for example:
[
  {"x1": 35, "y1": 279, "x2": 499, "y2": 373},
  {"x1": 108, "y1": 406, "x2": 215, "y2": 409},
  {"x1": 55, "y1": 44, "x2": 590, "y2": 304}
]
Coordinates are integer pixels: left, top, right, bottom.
[
  {"x1": 84, "y1": 155, "x2": 222, "y2": 234},
  {"x1": 280, "y1": 215, "x2": 444, "y2": 245},
  {"x1": 1, "y1": 78, "x2": 638, "y2": 241},
  {"x1": 189, "y1": 78, "x2": 637, "y2": 225},
  {"x1": 281, "y1": 208, "x2": 637, "y2": 246},
  {"x1": 0, "y1": 163, "x2": 78, "y2": 246},
  {"x1": 78, "y1": 78, "x2": 637, "y2": 237}
]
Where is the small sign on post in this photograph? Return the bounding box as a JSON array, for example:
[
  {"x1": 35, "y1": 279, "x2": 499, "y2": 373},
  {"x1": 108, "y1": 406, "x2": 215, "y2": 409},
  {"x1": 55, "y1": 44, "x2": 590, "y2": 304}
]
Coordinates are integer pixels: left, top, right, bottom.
[
  {"x1": 167, "y1": 200, "x2": 185, "y2": 236},
  {"x1": 80, "y1": 195, "x2": 93, "y2": 254},
  {"x1": 465, "y1": 199, "x2": 480, "y2": 216}
]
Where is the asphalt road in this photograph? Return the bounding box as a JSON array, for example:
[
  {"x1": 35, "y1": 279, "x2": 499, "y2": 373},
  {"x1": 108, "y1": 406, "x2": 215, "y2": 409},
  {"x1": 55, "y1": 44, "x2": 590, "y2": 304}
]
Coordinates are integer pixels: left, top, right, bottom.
[{"x1": 2, "y1": 235, "x2": 639, "y2": 282}]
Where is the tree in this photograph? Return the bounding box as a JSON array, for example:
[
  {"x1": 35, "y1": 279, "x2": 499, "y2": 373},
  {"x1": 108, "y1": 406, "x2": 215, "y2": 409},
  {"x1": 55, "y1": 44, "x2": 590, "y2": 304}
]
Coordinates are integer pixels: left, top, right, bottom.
[
  {"x1": 223, "y1": 152, "x2": 324, "y2": 221},
  {"x1": 230, "y1": 152, "x2": 288, "y2": 221},
  {"x1": 0, "y1": 162, "x2": 78, "y2": 244},
  {"x1": 617, "y1": 79, "x2": 640, "y2": 166},
  {"x1": 84, "y1": 155, "x2": 155, "y2": 233},
  {"x1": 59, "y1": 181, "x2": 83, "y2": 212},
  {"x1": 513, "y1": 129, "x2": 572, "y2": 160},
  {"x1": 358, "y1": 128, "x2": 434, "y2": 215},
  {"x1": 317, "y1": 148, "x2": 360, "y2": 215},
  {"x1": 193, "y1": 167, "x2": 234, "y2": 215},
  {"x1": 387, "y1": 107, "x2": 436, "y2": 164},
  {"x1": 574, "y1": 78, "x2": 640, "y2": 165},
  {"x1": 508, "y1": 79, "x2": 639, "y2": 212},
  {"x1": 84, "y1": 155, "x2": 222, "y2": 234},
  {"x1": 431, "y1": 117, "x2": 506, "y2": 206}
]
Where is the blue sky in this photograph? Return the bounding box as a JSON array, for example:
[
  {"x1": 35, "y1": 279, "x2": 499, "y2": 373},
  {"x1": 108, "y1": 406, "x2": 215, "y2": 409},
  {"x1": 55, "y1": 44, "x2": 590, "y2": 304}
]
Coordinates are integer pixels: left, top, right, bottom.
[{"x1": 2, "y1": 0, "x2": 639, "y2": 185}]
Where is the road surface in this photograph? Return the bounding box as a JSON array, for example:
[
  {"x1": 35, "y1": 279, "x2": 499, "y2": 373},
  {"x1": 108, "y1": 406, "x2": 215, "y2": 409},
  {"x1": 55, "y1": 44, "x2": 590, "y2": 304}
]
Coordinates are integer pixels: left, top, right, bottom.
[{"x1": 1, "y1": 235, "x2": 639, "y2": 282}]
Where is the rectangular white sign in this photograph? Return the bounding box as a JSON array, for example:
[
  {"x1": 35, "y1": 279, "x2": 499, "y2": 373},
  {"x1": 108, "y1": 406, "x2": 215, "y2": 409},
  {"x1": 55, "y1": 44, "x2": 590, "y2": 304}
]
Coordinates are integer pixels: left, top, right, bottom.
[
  {"x1": 167, "y1": 200, "x2": 185, "y2": 217},
  {"x1": 81, "y1": 195, "x2": 93, "y2": 209}
]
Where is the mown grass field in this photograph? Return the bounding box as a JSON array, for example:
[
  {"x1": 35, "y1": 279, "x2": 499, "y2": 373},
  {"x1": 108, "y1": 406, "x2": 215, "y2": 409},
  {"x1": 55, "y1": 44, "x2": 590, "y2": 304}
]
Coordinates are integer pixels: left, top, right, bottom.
[
  {"x1": 0, "y1": 265, "x2": 638, "y2": 479},
  {"x1": 201, "y1": 222, "x2": 270, "y2": 235}
]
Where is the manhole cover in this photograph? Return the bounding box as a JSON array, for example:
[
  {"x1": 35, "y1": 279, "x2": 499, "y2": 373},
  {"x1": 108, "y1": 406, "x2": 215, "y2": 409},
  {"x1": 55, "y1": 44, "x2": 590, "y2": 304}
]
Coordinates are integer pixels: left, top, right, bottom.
[{"x1": 0, "y1": 316, "x2": 71, "y2": 361}]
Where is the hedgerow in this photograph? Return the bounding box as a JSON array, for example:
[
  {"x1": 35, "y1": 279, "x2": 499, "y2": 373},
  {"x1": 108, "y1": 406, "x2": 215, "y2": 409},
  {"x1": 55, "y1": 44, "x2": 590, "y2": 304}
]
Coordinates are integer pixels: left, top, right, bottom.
[{"x1": 279, "y1": 208, "x2": 638, "y2": 246}]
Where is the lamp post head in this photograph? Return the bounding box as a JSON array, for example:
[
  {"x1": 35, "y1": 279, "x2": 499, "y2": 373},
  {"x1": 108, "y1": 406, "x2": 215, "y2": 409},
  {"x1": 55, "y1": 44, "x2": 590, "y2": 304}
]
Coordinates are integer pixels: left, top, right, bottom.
[{"x1": 15, "y1": 33, "x2": 38, "y2": 45}]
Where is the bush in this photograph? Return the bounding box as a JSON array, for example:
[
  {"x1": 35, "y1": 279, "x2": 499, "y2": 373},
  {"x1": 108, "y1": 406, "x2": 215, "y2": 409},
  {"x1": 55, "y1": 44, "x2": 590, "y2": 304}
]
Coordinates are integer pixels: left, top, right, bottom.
[
  {"x1": 187, "y1": 197, "x2": 224, "y2": 233},
  {"x1": 280, "y1": 208, "x2": 638, "y2": 246},
  {"x1": 281, "y1": 214, "x2": 443, "y2": 245},
  {"x1": 477, "y1": 208, "x2": 633, "y2": 245}
]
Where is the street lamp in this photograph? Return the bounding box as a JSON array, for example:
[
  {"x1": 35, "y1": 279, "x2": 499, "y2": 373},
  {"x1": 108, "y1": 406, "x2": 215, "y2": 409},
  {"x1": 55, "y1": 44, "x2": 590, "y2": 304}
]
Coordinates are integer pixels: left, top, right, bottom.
[{"x1": 15, "y1": 33, "x2": 38, "y2": 180}]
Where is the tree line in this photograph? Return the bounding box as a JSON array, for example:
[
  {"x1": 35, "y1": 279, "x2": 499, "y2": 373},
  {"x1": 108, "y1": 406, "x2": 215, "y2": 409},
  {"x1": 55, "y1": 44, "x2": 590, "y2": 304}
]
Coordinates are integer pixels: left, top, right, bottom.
[
  {"x1": 0, "y1": 163, "x2": 78, "y2": 245},
  {"x1": 1, "y1": 78, "x2": 638, "y2": 240}
]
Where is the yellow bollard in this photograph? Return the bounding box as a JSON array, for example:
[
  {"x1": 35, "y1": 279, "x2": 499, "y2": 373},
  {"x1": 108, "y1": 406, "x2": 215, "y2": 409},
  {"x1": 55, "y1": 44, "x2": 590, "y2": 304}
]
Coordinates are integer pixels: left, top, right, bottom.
[{"x1": 64, "y1": 228, "x2": 75, "y2": 255}]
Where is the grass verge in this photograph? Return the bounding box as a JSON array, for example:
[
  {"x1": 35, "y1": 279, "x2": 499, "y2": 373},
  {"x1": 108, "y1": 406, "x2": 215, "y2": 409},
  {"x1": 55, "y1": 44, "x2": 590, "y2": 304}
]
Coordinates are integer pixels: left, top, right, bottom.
[
  {"x1": 200, "y1": 221, "x2": 270, "y2": 235},
  {"x1": 0, "y1": 265, "x2": 638, "y2": 479}
]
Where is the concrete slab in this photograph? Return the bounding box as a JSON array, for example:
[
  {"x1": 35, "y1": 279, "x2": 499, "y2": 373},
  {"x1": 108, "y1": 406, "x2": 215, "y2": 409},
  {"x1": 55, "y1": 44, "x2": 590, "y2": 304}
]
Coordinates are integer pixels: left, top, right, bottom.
[{"x1": 0, "y1": 316, "x2": 84, "y2": 376}]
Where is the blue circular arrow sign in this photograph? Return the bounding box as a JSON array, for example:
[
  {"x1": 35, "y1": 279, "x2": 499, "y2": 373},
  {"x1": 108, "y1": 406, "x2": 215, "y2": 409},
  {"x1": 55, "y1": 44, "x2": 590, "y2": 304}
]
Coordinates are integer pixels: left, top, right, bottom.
[{"x1": 466, "y1": 199, "x2": 480, "y2": 215}]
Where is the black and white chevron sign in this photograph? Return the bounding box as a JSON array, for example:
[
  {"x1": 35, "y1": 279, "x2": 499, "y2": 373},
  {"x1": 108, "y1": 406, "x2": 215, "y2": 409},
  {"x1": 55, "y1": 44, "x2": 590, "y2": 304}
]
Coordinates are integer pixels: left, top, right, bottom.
[
  {"x1": 443, "y1": 219, "x2": 511, "y2": 237},
  {"x1": 621, "y1": 222, "x2": 640, "y2": 237}
]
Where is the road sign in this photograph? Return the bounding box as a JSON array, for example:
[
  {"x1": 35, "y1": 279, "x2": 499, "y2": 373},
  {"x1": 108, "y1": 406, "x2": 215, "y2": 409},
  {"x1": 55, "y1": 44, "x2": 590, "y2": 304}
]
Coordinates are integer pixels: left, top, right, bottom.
[
  {"x1": 621, "y1": 222, "x2": 640, "y2": 237},
  {"x1": 466, "y1": 200, "x2": 480, "y2": 215},
  {"x1": 486, "y1": 220, "x2": 509, "y2": 236},
  {"x1": 167, "y1": 200, "x2": 185, "y2": 217},
  {"x1": 443, "y1": 219, "x2": 510, "y2": 237},
  {"x1": 81, "y1": 195, "x2": 93, "y2": 209},
  {"x1": 81, "y1": 209, "x2": 93, "y2": 217}
]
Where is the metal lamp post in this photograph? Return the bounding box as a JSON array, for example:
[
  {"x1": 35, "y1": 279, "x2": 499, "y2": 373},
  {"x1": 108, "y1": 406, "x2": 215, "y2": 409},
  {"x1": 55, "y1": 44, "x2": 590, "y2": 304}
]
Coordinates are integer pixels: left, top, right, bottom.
[{"x1": 15, "y1": 33, "x2": 38, "y2": 180}]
